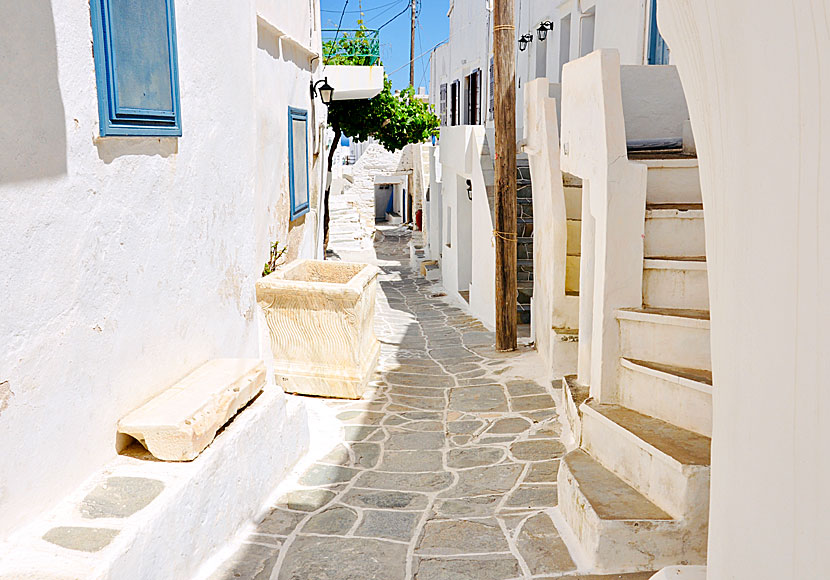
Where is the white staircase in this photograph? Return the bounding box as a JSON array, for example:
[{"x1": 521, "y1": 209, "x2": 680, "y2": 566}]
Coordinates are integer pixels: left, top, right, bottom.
[{"x1": 558, "y1": 157, "x2": 712, "y2": 573}]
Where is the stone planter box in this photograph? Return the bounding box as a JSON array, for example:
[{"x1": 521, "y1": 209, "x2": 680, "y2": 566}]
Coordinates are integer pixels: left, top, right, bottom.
[{"x1": 256, "y1": 259, "x2": 380, "y2": 399}]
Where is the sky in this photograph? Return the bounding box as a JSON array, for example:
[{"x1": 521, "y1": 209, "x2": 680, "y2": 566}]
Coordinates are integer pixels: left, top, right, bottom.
[{"x1": 319, "y1": 0, "x2": 450, "y2": 92}]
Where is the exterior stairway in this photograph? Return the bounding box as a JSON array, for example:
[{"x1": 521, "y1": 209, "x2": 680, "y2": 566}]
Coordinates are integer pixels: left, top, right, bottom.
[
  {"x1": 558, "y1": 157, "x2": 712, "y2": 573},
  {"x1": 517, "y1": 158, "x2": 534, "y2": 324}
]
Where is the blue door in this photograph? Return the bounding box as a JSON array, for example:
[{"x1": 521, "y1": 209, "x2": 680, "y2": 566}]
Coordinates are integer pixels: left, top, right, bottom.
[{"x1": 647, "y1": 0, "x2": 670, "y2": 65}]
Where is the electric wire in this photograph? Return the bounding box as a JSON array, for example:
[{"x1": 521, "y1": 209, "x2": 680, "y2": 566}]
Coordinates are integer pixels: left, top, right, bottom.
[
  {"x1": 377, "y1": 0, "x2": 412, "y2": 31},
  {"x1": 321, "y1": 0, "x2": 401, "y2": 13}
]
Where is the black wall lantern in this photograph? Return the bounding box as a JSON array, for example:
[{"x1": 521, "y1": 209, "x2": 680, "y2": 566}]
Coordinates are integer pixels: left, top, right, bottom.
[
  {"x1": 537, "y1": 21, "x2": 555, "y2": 42},
  {"x1": 466, "y1": 179, "x2": 473, "y2": 200},
  {"x1": 311, "y1": 77, "x2": 335, "y2": 105},
  {"x1": 518, "y1": 34, "x2": 534, "y2": 52}
]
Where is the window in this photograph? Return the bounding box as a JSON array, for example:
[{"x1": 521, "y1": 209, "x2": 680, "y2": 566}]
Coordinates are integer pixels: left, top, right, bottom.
[
  {"x1": 440, "y1": 83, "x2": 448, "y2": 126},
  {"x1": 90, "y1": 0, "x2": 182, "y2": 136},
  {"x1": 450, "y1": 80, "x2": 461, "y2": 126},
  {"x1": 288, "y1": 108, "x2": 310, "y2": 220},
  {"x1": 464, "y1": 69, "x2": 481, "y2": 125},
  {"x1": 647, "y1": 0, "x2": 671, "y2": 64},
  {"x1": 489, "y1": 57, "x2": 495, "y2": 120}
]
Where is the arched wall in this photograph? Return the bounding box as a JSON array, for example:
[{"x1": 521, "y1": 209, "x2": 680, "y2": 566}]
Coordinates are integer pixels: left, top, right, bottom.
[{"x1": 658, "y1": 2, "x2": 830, "y2": 578}]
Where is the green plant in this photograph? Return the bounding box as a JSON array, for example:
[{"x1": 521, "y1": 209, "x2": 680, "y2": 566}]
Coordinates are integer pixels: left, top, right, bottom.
[
  {"x1": 322, "y1": 21, "x2": 381, "y2": 66},
  {"x1": 262, "y1": 241, "x2": 287, "y2": 276},
  {"x1": 323, "y1": 77, "x2": 440, "y2": 247}
]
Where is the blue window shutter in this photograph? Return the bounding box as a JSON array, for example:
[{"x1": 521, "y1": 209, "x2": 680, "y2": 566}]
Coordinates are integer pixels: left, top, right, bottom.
[
  {"x1": 288, "y1": 108, "x2": 310, "y2": 221},
  {"x1": 90, "y1": 0, "x2": 182, "y2": 136},
  {"x1": 647, "y1": 0, "x2": 671, "y2": 65}
]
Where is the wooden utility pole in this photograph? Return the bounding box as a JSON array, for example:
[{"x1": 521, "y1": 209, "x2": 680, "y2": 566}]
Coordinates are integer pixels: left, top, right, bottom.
[
  {"x1": 410, "y1": 0, "x2": 417, "y2": 87},
  {"x1": 493, "y1": 0, "x2": 517, "y2": 351}
]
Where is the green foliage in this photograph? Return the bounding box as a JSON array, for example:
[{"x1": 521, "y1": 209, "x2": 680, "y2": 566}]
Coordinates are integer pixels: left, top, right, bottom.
[
  {"x1": 328, "y1": 78, "x2": 440, "y2": 152},
  {"x1": 322, "y1": 22, "x2": 381, "y2": 66},
  {"x1": 262, "y1": 241, "x2": 287, "y2": 277}
]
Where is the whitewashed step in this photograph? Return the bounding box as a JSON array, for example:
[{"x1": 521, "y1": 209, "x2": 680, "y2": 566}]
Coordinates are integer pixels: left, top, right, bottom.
[
  {"x1": 645, "y1": 204, "x2": 705, "y2": 259},
  {"x1": 567, "y1": 219, "x2": 582, "y2": 256},
  {"x1": 581, "y1": 401, "x2": 711, "y2": 524},
  {"x1": 642, "y1": 160, "x2": 701, "y2": 205},
  {"x1": 617, "y1": 308, "x2": 711, "y2": 372},
  {"x1": 643, "y1": 259, "x2": 709, "y2": 311},
  {"x1": 566, "y1": 255, "x2": 581, "y2": 294},
  {"x1": 558, "y1": 450, "x2": 703, "y2": 573},
  {"x1": 564, "y1": 184, "x2": 582, "y2": 220},
  {"x1": 559, "y1": 374, "x2": 589, "y2": 448},
  {"x1": 619, "y1": 358, "x2": 713, "y2": 437}
]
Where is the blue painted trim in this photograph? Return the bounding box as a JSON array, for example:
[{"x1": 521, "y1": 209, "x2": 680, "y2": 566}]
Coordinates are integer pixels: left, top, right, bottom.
[
  {"x1": 647, "y1": 0, "x2": 670, "y2": 65},
  {"x1": 288, "y1": 107, "x2": 310, "y2": 221},
  {"x1": 90, "y1": 0, "x2": 182, "y2": 137}
]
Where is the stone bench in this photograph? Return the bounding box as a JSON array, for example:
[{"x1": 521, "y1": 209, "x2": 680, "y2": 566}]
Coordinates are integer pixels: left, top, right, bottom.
[{"x1": 118, "y1": 359, "x2": 266, "y2": 461}]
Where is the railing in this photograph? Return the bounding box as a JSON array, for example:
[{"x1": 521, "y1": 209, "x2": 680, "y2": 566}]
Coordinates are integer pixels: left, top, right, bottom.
[{"x1": 322, "y1": 28, "x2": 381, "y2": 66}]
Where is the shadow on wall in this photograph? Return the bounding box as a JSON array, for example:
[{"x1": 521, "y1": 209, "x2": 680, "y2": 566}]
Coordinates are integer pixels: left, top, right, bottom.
[{"x1": 0, "y1": 0, "x2": 67, "y2": 183}]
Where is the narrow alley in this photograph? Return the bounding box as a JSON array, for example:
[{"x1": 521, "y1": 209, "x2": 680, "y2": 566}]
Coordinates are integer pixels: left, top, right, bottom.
[{"x1": 209, "y1": 193, "x2": 652, "y2": 580}]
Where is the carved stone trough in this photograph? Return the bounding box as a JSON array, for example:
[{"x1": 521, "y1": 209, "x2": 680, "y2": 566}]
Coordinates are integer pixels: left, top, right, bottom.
[{"x1": 256, "y1": 259, "x2": 380, "y2": 399}]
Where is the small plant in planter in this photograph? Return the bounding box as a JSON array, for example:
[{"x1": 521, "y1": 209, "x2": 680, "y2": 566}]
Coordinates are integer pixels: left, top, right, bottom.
[{"x1": 262, "y1": 241, "x2": 287, "y2": 277}]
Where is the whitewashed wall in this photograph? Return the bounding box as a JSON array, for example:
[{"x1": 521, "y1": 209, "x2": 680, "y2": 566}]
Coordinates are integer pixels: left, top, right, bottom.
[
  {"x1": 659, "y1": 2, "x2": 830, "y2": 578},
  {"x1": 0, "y1": 0, "x2": 324, "y2": 540}
]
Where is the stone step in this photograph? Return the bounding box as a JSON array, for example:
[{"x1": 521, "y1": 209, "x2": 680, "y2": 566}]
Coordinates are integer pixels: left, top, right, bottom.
[
  {"x1": 642, "y1": 159, "x2": 701, "y2": 205},
  {"x1": 580, "y1": 401, "x2": 711, "y2": 522},
  {"x1": 558, "y1": 449, "x2": 703, "y2": 573},
  {"x1": 551, "y1": 329, "x2": 579, "y2": 378},
  {"x1": 567, "y1": 218, "x2": 581, "y2": 256},
  {"x1": 645, "y1": 204, "x2": 705, "y2": 259},
  {"x1": 565, "y1": 255, "x2": 581, "y2": 294},
  {"x1": 617, "y1": 308, "x2": 711, "y2": 372},
  {"x1": 643, "y1": 258, "x2": 709, "y2": 311},
  {"x1": 564, "y1": 184, "x2": 582, "y2": 220},
  {"x1": 619, "y1": 358, "x2": 713, "y2": 437}
]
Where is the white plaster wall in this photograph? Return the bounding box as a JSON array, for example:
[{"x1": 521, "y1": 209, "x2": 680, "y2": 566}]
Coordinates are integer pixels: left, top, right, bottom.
[
  {"x1": 0, "y1": 0, "x2": 323, "y2": 541},
  {"x1": 658, "y1": 2, "x2": 830, "y2": 578},
  {"x1": 467, "y1": 130, "x2": 496, "y2": 330},
  {"x1": 620, "y1": 65, "x2": 688, "y2": 142}
]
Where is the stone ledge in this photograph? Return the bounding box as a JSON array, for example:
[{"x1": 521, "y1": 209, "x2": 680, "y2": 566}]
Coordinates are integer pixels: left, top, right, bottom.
[
  {"x1": 0, "y1": 389, "x2": 309, "y2": 580},
  {"x1": 118, "y1": 359, "x2": 266, "y2": 461}
]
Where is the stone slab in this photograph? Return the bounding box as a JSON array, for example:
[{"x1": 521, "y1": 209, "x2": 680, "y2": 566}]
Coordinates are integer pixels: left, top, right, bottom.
[
  {"x1": 118, "y1": 358, "x2": 266, "y2": 461},
  {"x1": 278, "y1": 536, "x2": 407, "y2": 580},
  {"x1": 80, "y1": 477, "x2": 164, "y2": 519}
]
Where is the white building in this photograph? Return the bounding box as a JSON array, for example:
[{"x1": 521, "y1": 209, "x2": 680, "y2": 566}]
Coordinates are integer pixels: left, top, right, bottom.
[{"x1": 0, "y1": 1, "x2": 375, "y2": 577}]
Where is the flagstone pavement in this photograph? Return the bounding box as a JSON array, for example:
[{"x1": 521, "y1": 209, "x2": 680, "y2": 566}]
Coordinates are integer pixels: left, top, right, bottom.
[{"x1": 208, "y1": 206, "x2": 653, "y2": 580}]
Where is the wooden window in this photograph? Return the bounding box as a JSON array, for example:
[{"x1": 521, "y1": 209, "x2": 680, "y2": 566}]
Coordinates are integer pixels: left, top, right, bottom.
[
  {"x1": 288, "y1": 108, "x2": 310, "y2": 220},
  {"x1": 464, "y1": 69, "x2": 481, "y2": 125},
  {"x1": 450, "y1": 80, "x2": 461, "y2": 126},
  {"x1": 440, "y1": 83, "x2": 448, "y2": 126},
  {"x1": 90, "y1": 0, "x2": 182, "y2": 136}
]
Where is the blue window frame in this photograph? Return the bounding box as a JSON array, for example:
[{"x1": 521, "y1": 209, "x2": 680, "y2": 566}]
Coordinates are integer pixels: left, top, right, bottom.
[
  {"x1": 90, "y1": 0, "x2": 182, "y2": 136},
  {"x1": 288, "y1": 108, "x2": 310, "y2": 220},
  {"x1": 647, "y1": 0, "x2": 670, "y2": 65}
]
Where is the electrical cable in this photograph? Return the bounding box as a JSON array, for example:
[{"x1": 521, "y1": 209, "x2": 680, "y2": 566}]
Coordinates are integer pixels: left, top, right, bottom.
[
  {"x1": 332, "y1": 0, "x2": 350, "y2": 46},
  {"x1": 377, "y1": 0, "x2": 411, "y2": 31},
  {"x1": 322, "y1": 0, "x2": 401, "y2": 13}
]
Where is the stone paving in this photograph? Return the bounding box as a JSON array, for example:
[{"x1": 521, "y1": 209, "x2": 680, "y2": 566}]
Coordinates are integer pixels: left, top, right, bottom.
[{"x1": 209, "y1": 195, "x2": 653, "y2": 579}]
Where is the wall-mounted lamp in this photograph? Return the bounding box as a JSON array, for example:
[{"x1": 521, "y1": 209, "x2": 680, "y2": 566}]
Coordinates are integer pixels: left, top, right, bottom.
[
  {"x1": 466, "y1": 179, "x2": 473, "y2": 200},
  {"x1": 518, "y1": 34, "x2": 534, "y2": 52},
  {"x1": 537, "y1": 21, "x2": 555, "y2": 42},
  {"x1": 311, "y1": 77, "x2": 335, "y2": 105}
]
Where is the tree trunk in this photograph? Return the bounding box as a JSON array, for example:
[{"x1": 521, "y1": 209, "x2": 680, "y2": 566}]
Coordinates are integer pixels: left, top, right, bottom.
[{"x1": 323, "y1": 125, "x2": 342, "y2": 256}]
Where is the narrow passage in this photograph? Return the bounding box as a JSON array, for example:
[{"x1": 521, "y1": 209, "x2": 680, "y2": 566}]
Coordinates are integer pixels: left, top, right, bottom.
[{"x1": 211, "y1": 210, "x2": 648, "y2": 580}]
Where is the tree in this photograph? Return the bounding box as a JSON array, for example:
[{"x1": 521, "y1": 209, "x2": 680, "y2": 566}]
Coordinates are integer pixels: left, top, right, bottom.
[{"x1": 324, "y1": 78, "x2": 439, "y2": 248}]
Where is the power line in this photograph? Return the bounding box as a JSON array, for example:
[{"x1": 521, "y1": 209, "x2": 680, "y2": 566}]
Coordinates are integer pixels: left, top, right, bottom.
[
  {"x1": 386, "y1": 36, "x2": 449, "y2": 76},
  {"x1": 332, "y1": 0, "x2": 350, "y2": 45},
  {"x1": 321, "y1": 0, "x2": 401, "y2": 13},
  {"x1": 366, "y1": 0, "x2": 409, "y2": 25},
  {"x1": 377, "y1": 1, "x2": 411, "y2": 30}
]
